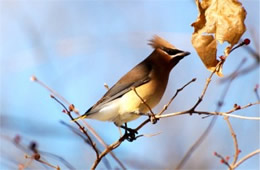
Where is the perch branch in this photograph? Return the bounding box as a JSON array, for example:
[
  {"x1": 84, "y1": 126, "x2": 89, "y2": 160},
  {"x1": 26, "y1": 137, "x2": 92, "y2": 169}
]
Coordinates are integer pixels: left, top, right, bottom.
[
  {"x1": 31, "y1": 75, "x2": 125, "y2": 169},
  {"x1": 50, "y1": 95, "x2": 99, "y2": 159}
]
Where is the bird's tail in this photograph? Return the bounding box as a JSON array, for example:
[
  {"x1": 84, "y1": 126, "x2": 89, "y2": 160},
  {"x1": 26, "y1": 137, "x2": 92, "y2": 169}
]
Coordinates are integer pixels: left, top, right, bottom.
[{"x1": 71, "y1": 114, "x2": 87, "y2": 122}]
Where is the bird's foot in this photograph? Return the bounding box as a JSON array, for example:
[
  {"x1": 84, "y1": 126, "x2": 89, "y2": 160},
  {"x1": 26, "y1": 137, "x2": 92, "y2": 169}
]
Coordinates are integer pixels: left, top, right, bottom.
[
  {"x1": 124, "y1": 128, "x2": 138, "y2": 142},
  {"x1": 149, "y1": 113, "x2": 159, "y2": 124},
  {"x1": 121, "y1": 124, "x2": 138, "y2": 142}
]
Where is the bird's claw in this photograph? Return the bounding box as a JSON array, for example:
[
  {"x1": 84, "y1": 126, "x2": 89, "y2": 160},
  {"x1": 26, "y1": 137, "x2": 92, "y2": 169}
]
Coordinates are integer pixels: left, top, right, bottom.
[
  {"x1": 149, "y1": 114, "x2": 159, "y2": 124},
  {"x1": 124, "y1": 128, "x2": 138, "y2": 142}
]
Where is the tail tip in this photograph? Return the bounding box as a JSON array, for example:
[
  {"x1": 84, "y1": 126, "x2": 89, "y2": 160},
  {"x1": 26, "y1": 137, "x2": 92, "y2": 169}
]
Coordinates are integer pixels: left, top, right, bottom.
[{"x1": 71, "y1": 115, "x2": 87, "y2": 122}]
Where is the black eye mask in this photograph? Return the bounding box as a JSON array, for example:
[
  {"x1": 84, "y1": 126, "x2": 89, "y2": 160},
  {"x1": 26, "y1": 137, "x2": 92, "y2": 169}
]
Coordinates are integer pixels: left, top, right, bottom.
[{"x1": 162, "y1": 47, "x2": 183, "y2": 55}]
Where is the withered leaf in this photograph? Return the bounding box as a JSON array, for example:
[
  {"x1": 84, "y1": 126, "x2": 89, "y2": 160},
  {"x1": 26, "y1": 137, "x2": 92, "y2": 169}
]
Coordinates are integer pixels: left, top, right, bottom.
[{"x1": 191, "y1": 0, "x2": 247, "y2": 76}]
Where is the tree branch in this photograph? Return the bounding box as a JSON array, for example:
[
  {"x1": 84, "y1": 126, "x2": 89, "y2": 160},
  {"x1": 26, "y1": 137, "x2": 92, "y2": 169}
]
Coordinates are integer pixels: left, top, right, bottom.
[
  {"x1": 50, "y1": 95, "x2": 100, "y2": 159},
  {"x1": 224, "y1": 117, "x2": 239, "y2": 166},
  {"x1": 32, "y1": 75, "x2": 125, "y2": 169},
  {"x1": 158, "y1": 102, "x2": 260, "y2": 120},
  {"x1": 233, "y1": 149, "x2": 260, "y2": 169}
]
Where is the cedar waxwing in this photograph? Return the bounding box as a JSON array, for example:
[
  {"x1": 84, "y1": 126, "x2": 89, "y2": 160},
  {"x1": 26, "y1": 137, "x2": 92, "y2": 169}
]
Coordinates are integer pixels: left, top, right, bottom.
[{"x1": 75, "y1": 35, "x2": 190, "y2": 126}]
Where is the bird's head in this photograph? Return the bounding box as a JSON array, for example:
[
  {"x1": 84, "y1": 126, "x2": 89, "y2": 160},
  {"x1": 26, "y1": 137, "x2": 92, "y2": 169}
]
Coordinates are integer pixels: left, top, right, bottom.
[{"x1": 148, "y1": 35, "x2": 190, "y2": 69}]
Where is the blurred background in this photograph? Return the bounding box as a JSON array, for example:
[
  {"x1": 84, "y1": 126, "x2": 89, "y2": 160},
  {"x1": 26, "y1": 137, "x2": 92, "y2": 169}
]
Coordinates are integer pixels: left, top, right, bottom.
[{"x1": 0, "y1": 0, "x2": 259, "y2": 169}]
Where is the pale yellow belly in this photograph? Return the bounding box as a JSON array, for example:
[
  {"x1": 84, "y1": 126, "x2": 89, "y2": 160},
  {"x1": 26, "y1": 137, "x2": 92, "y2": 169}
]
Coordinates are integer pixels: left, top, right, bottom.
[{"x1": 119, "y1": 79, "x2": 165, "y2": 116}]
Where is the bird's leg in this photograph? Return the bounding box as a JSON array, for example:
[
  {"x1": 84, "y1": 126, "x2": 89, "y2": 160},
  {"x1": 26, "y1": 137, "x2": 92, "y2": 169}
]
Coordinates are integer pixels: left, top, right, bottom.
[{"x1": 120, "y1": 123, "x2": 138, "y2": 142}]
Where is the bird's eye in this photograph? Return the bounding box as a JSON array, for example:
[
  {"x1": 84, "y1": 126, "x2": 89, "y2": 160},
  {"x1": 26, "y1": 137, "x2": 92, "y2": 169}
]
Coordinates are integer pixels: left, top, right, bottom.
[{"x1": 162, "y1": 47, "x2": 183, "y2": 55}]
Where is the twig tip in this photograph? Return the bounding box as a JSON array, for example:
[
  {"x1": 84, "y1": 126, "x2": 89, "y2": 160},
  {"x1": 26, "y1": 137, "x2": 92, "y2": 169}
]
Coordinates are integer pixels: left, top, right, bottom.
[
  {"x1": 243, "y1": 38, "x2": 250, "y2": 45},
  {"x1": 30, "y1": 75, "x2": 38, "y2": 82},
  {"x1": 254, "y1": 84, "x2": 259, "y2": 92},
  {"x1": 69, "y1": 104, "x2": 75, "y2": 112},
  {"x1": 104, "y1": 83, "x2": 109, "y2": 90}
]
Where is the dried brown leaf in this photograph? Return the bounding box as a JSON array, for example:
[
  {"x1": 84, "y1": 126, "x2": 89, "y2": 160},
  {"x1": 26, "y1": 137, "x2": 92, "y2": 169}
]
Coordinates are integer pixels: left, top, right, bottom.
[{"x1": 191, "y1": 0, "x2": 247, "y2": 76}]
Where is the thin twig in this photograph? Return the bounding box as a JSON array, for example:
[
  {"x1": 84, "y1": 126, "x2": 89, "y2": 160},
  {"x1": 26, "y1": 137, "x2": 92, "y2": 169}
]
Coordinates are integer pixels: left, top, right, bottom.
[
  {"x1": 224, "y1": 117, "x2": 239, "y2": 166},
  {"x1": 242, "y1": 38, "x2": 260, "y2": 62},
  {"x1": 217, "y1": 112, "x2": 260, "y2": 120},
  {"x1": 232, "y1": 149, "x2": 260, "y2": 169},
  {"x1": 24, "y1": 154, "x2": 59, "y2": 169},
  {"x1": 159, "y1": 109, "x2": 260, "y2": 120},
  {"x1": 31, "y1": 75, "x2": 70, "y2": 106},
  {"x1": 50, "y1": 95, "x2": 100, "y2": 159},
  {"x1": 135, "y1": 78, "x2": 196, "y2": 131},
  {"x1": 23, "y1": 155, "x2": 34, "y2": 169},
  {"x1": 32, "y1": 76, "x2": 125, "y2": 169},
  {"x1": 91, "y1": 79, "x2": 200, "y2": 169},
  {"x1": 176, "y1": 116, "x2": 217, "y2": 169},
  {"x1": 176, "y1": 58, "x2": 242, "y2": 169},
  {"x1": 60, "y1": 121, "x2": 112, "y2": 169},
  {"x1": 60, "y1": 121, "x2": 91, "y2": 144},
  {"x1": 158, "y1": 78, "x2": 196, "y2": 116},
  {"x1": 36, "y1": 159, "x2": 59, "y2": 169},
  {"x1": 190, "y1": 61, "x2": 221, "y2": 111},
  {"x1": 79, "y1": 120, "x2": 125, "y2": 169},
  {"x1": 40, "y1": 150, "x2": 75, "y2": 170},
  {"x1": 2, "y1": 134, "x2": 73, "y2": 170},
  {"x1": 254, "y1": 84, "x2": 260, "y2": 101},
  {"x1": 213, "y1": 152, "x2": 232, "y2": 169},
  {"x1": 220, "y1": 63, "x2": 259, "y2": 83},
  {"x1": 177, "y1": 58, "x2": 247, "y2": 169},
  {"x1": 157, "y1": 102, "x2": 260, "y2": 119},
  {"x1": 218, "y1": 59, "x2": 246, "y2": 166},
  {"x1": 91, "y1": 136, "x2": 126, "y2": 169}
]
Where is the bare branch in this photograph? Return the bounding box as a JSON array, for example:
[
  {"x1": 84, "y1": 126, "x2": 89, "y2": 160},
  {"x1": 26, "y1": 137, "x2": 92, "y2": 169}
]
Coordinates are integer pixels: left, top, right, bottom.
[
  {"x1": 30, "y1": 75, "x2": 70, "y2": 107},
  {"x1": 224, "y1": 117, "x2": 239, "y2": 165},
  {"x1": 190, "y1": 61, "x2": 219, "y2": 111},
  {"x1": 177, "y1": 58, "x2": 247, "y2": 169},
  {"x1": 91, "y1": 136, "x2": 126, "y2": 169},
  {"x1": 32, "y1": 75, "x2": 125, "y2": 169},
  {"x1": 176, "y1": 116, "x2": 217, "y2": 169},
  {"x1": 213, "y1": 152, "x2": 232, "y2": 169},
  {"x1": 50, "y1": 95, "x2": 99, "y2": 159},
  {"x1": 254, "y1": 84, "x2": 260, "y2": 101},
  {"x1": 220, "y1": 63, "x2": 259, "y2": 83},
  {"x1": 158, "y1": 78, "x2": 196, "y2": 116},
  {"x1": 157, "y1": 102, "x2": 260, "y2": 120},
  {"x1": 31, "y1": 56, "x2": 259, "y2": 170},
  {"x1": 233, "y1": 149, "x2": 260, "y2": 169},
  {"x1": 134, "y1": 78, "x2": 196, "y2": 131},
  {"x1": 79, "y1": 120, "x2": 125, "y2": 169},
  {"x1": 1, "y1": 134, "x2": 71, "y2": 170},
  {"x1": 36, "y1": 158, "x2": 60, "y2": 169}
]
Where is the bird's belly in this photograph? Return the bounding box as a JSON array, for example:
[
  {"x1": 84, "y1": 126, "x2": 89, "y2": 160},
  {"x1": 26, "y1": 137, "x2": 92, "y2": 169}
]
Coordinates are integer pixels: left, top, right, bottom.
[
  {"x1": 88, "y1": 78, "x2": 167, "y2": 126},
  {"x1": 119, "y1": 79, "x2": 165, "y2": 115},
  {"x1": 88, "y1": 99, "x2": 121, "y2": 121}
]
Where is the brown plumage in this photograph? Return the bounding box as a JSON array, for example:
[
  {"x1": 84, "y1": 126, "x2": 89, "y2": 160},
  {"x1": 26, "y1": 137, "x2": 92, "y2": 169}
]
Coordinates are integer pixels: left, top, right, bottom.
[
  {"x1": 75, "y1": 35, "x2": 190, "y2": 126},
  {"x1": 148, "y1": 35, "x2": 176, "y2": 49}
]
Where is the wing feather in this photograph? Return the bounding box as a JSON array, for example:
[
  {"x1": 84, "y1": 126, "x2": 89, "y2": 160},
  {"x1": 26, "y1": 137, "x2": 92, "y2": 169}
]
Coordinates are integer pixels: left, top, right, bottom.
[{"x1": 86, "y1": 60, "x2": 152, "y2": 115}]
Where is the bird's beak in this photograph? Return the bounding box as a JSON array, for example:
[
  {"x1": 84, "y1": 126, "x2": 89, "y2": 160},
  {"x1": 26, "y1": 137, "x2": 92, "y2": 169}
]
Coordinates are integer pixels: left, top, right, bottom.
[
  {"x1": 171, "y1": 51, "x2": 190, "y2": 59},
  {"x1": 182, "y1": 51, "x2": 190, "y2": 56}
]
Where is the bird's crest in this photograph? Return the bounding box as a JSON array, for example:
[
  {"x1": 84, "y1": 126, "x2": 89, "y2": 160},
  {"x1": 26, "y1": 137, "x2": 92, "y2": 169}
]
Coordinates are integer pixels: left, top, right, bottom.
[{"x1": 148, "y1": 35, "x2": 175, "y2": 49}]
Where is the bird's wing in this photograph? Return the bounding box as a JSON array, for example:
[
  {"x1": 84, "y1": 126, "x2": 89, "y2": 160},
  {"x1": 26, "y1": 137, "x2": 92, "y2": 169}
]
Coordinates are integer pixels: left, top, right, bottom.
[{"x1": 86, "y1": 61, "x2": 152, "y2": 114}]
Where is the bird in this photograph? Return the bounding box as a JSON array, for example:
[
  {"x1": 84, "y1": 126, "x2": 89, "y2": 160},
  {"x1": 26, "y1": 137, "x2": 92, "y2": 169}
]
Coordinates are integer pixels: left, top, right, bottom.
[{"x1": 74, "y1": 35, "x2": 190, "y2": 128}]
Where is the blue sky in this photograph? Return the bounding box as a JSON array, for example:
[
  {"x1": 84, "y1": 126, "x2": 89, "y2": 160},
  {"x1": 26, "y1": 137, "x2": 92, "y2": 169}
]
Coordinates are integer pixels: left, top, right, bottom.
[{"x1": 0, "y1": 0, "x2": 259, "y2": 169}]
